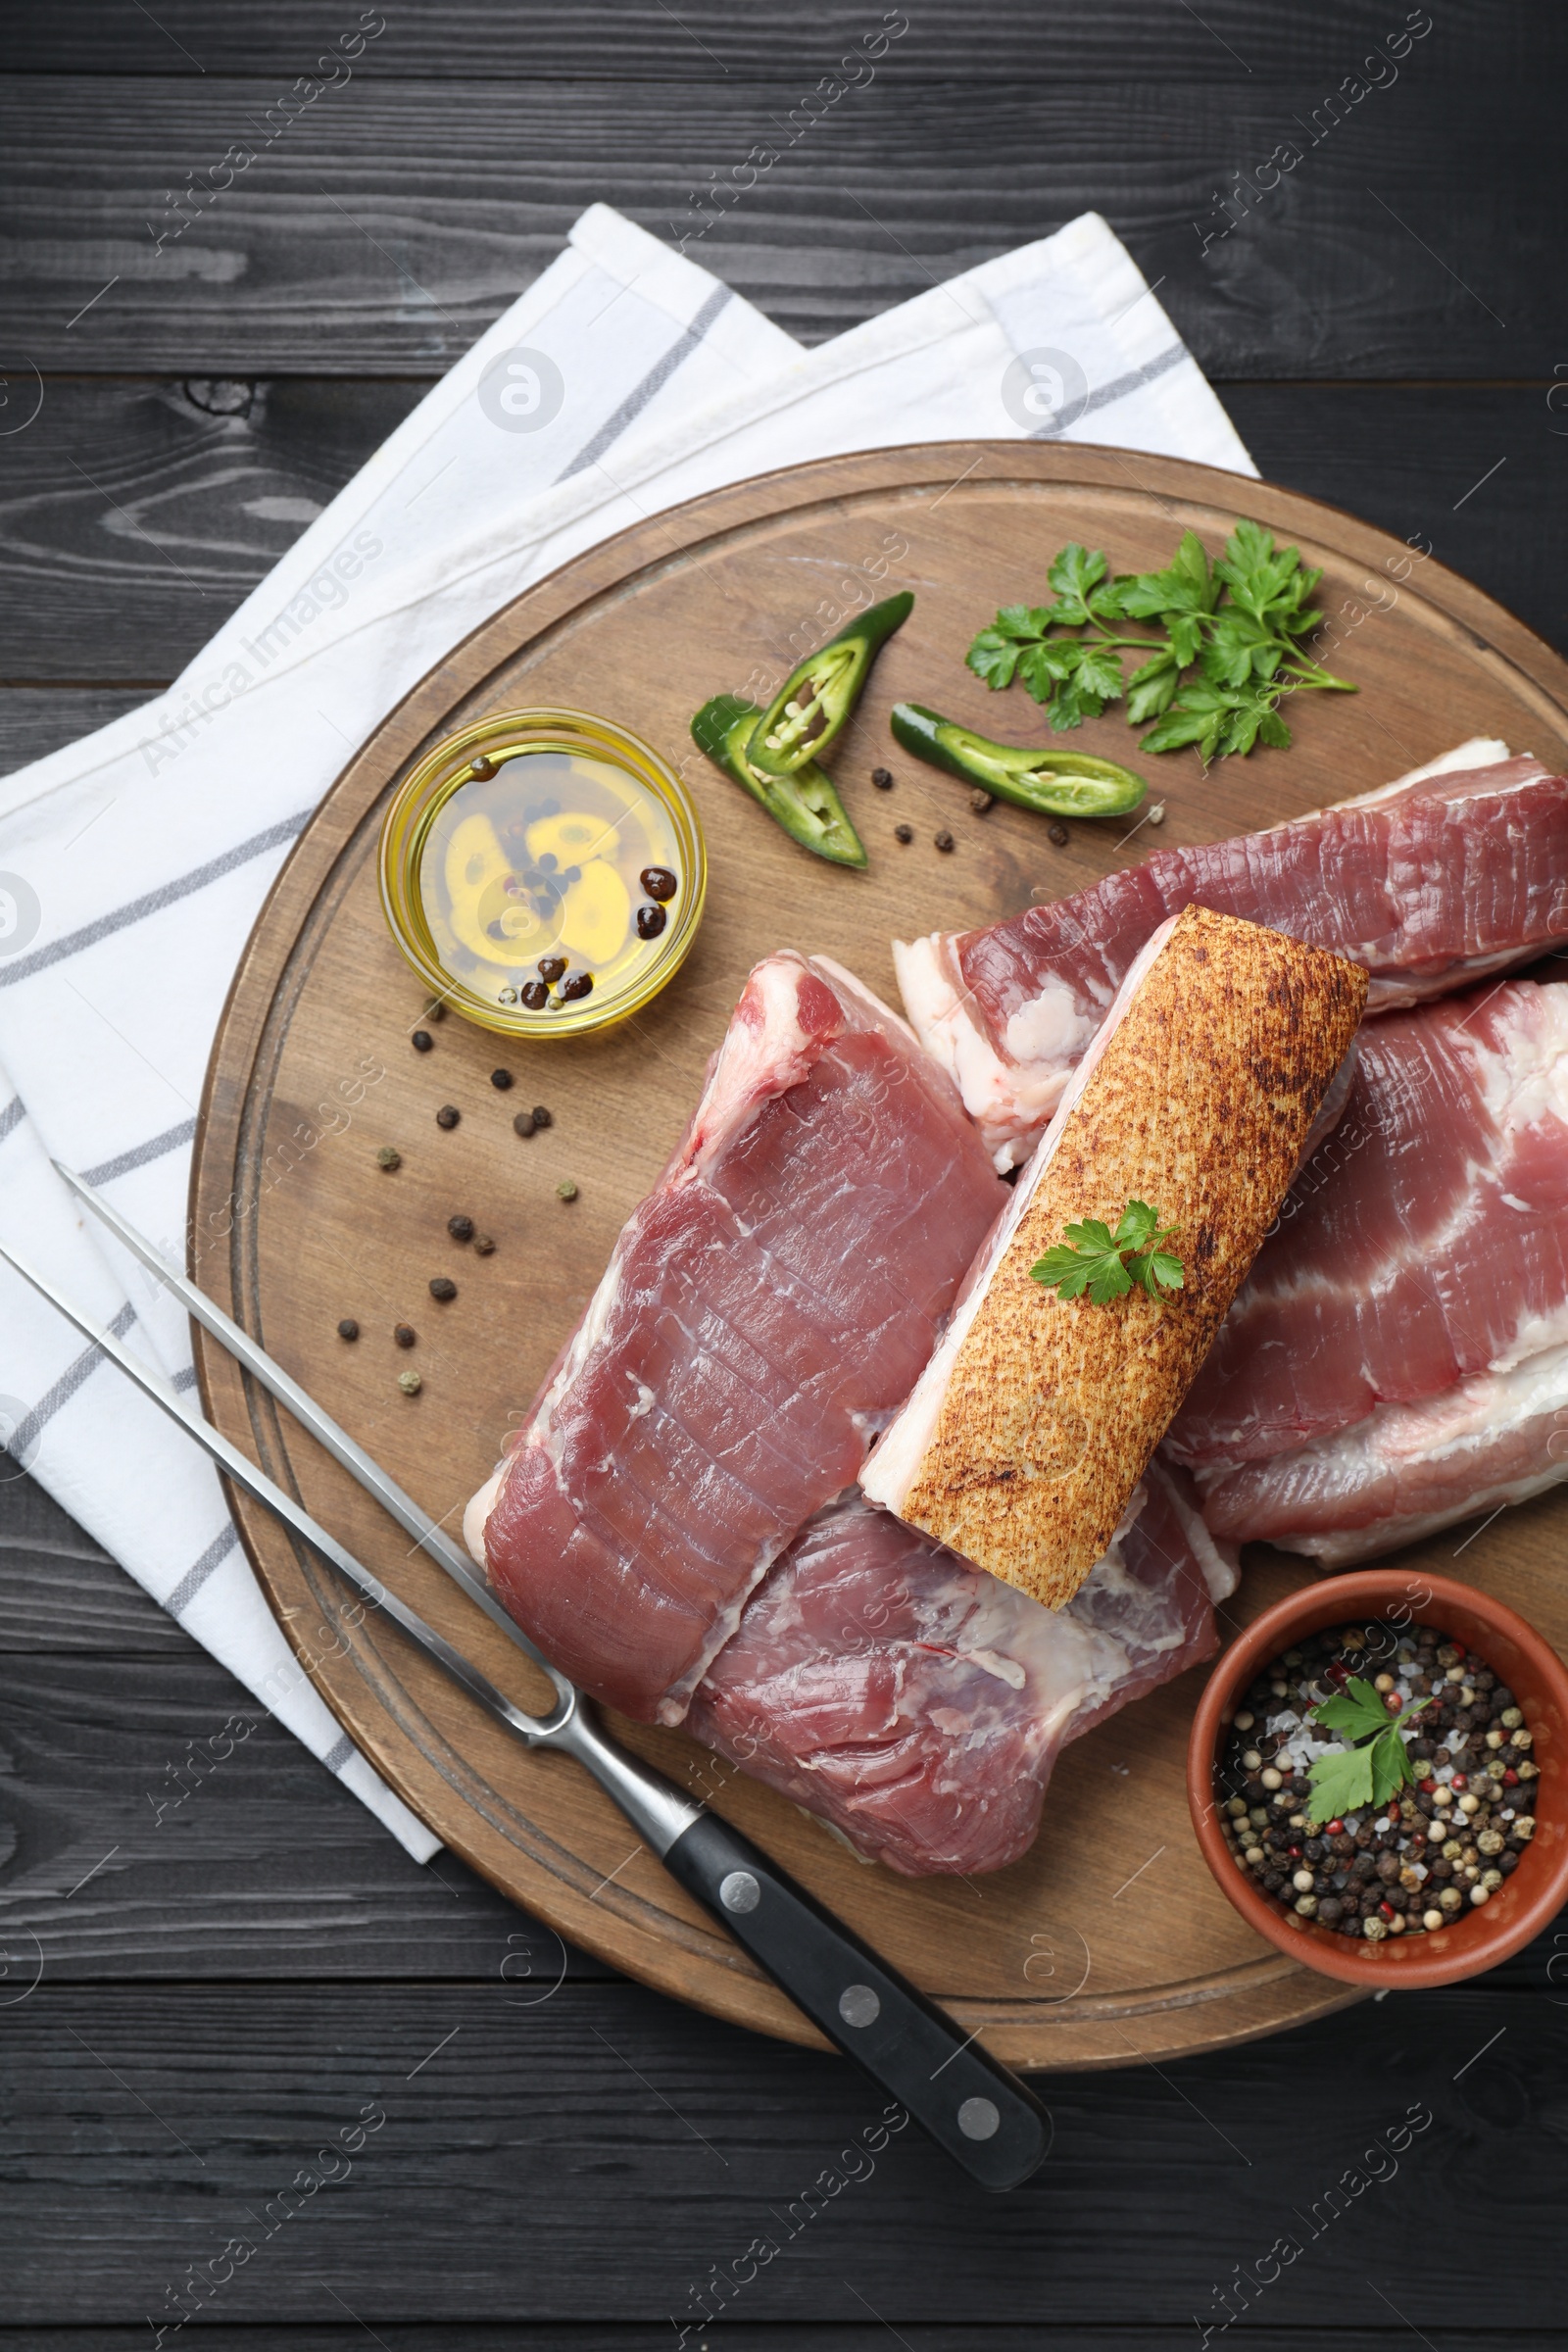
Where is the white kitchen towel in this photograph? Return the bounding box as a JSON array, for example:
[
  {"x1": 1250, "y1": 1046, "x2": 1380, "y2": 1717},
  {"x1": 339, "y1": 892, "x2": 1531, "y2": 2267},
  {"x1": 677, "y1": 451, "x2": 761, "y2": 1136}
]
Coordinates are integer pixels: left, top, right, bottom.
[{"x1": 0, "y1": 205, "x2": 1253, "y2": 1856}]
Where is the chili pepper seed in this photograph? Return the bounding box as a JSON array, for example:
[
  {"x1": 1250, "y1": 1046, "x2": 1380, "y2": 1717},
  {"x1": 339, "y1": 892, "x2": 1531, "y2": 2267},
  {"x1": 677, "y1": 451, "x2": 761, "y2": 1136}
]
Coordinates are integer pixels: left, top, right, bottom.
[
  {"x1": 429, "y1": 1276, "x2": 458, "y2": 1301},
  {"x1": 375, "y1": 1146, "x2": 401, "y2": 1171},
  {"x1": 447, "y1": 1214, "x2": 475, "y2": 1243},
  {"x1": 394, "y1": 1324, "x2": 416, "y2": 1348},
  {"x1": 337, "y1": 1318, "x2": 359, "y2": 1342},
  {"x1": 1148, "y1": 804, "x2": 1166, "y2": 827},
  {"x1": 435, "y1": 1104, "x2": 461, "y2": 1130}
]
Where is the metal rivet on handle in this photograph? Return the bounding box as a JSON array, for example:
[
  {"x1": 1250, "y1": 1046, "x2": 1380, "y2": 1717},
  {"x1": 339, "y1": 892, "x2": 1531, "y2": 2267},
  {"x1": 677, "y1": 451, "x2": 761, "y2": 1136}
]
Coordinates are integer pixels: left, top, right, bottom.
[
  {"x1": 957, "y1": 2095, "x2": 1001, "y2": 2141},
  {"x1": 719, "y1": 1871, "x2": 760, "y2": 1914},
  {"x1": 838, "y1": 1984, "x2": 881, "y2": 2029}
]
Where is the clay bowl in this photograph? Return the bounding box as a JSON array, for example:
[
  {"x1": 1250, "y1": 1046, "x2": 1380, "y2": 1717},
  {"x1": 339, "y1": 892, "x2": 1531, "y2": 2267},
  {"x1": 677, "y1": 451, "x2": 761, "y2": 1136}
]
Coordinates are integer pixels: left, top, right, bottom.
[{"x1": 1188, "y1": 1568, "x2": 1568, "y2": 1987}]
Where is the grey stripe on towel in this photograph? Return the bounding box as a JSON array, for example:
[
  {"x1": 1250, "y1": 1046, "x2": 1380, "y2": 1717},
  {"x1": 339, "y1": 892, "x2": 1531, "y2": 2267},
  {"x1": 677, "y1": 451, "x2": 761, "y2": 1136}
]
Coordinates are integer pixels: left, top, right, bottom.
[
  {"x1": 554, "y1": 284, "x2": 734, "y2": 484},
  {"x1": 0, "y1": 811, "x2": 312, "y2": 991},
  {"x1": 1031, "y1": 341, "x2": 1189, "y2": 439},
  {"x1": 0, "y1": 1098, "x2": 24, "y2": 1148},
  {"x1": 321, "y1": 1732, "x2": 356, "y2": 1776},
  {"x1": 79, "y1": 1116, "x2": 198, "y2": 1190},
  {"x1": 5, "y1": 1298, "x2": 137, "y2": 1462},
  {"x1": 164, "y1": 1519, "x2": 240, "y2": 1620}
]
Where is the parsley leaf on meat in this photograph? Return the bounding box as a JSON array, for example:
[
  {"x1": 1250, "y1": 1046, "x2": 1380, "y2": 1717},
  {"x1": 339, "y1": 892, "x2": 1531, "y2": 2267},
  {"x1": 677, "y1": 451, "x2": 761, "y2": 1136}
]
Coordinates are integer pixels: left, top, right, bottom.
[{"x1": 1030, "y1": 1199, "x2": 1184, "y2": 1305}]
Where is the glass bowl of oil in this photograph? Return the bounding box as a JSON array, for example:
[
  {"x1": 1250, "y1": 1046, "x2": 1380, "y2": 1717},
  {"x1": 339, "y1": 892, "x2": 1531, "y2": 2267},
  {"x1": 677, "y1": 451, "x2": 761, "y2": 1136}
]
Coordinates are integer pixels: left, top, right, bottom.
[{"x1": 378, "y1": 708, "x2": 707, "y2": 1039}]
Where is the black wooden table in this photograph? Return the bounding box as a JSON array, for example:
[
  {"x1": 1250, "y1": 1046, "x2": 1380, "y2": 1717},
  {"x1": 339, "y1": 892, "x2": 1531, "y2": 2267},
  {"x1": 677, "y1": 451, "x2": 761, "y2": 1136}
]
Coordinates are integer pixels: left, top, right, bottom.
[{"x1": 2, "y1": 7, "x2": 1566, "y2": 2343}]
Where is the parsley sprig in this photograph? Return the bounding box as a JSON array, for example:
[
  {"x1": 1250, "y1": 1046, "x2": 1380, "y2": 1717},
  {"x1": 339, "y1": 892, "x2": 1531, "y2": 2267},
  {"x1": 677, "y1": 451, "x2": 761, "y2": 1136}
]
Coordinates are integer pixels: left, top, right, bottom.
[
  {"x1": 966, "y1": 520, "x2": 1356, "y2": 761},
  {"x1": 1303, "y1": 1676, "x2": 1433, "y2": 1829},
  {"x1": 1030, "y1": 1199, "x2": 1184, "y2": 1305}
]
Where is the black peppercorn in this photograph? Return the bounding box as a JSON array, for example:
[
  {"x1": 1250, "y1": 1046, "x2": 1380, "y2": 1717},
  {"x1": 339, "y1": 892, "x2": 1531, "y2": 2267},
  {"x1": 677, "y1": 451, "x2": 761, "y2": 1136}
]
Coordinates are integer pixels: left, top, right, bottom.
[
  {"x1": 870, "y1": 767, "x2": 894, "y2": 791},
  {"x1": 894, "y1": 823, "x2": 913, "y2": 844},
  {"x1": 513, "y1": 1109, "x2": 537, "y2": 1138},
  {"x1": 337, "y1": 1318, "x2": 359, "y2": 1341},
  {"x1": 969, "y1": 789, "x2": 994, "y2": 813},
  {"x1": 934, "y1": 830, "x2": 955, "y2": 853},
  {"x1": 394, "y1": 1324, "x2": 416, "y2": 1348},
  {"x1": 412, "y1": 1029, "x2": 433, "y2": 1053},
  {"x1": 1048, "y1": 821, "x2": 1069, "y2": 847},
  {"x1": 490, "y1": 1068, "x2": 514, "y2": 1091},
  {"x1": 531, "y1": 1105, "x2": 553, "y2": 1129},
  {"x1": 636, "y1": 903, "x2": 667, "y2": 940},
  {"x1": 429, "y1": 1276, "x2": 458, "y2": 1301},
  {"x1": 473, "y1": 1234, "x2": 495, "y2": 1255},
  {"x1": 447, "y1": 1214, "x2": 474, "y2": 1243},
  {"x1": 435, "y1": 1104, "x2": 460, "y2": 1129}
]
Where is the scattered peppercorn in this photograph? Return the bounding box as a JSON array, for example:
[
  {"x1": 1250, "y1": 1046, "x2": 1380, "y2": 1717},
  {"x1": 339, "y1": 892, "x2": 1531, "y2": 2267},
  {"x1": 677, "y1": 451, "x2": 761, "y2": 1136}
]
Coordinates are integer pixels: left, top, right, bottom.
[
  {"x1": 1215, "y1": 1620, "x2": 1534, "y2": 1948},
  {"x1": 490, "y1": 1068, "x2": 514, "y2": 1091},
  {"x1": 423, "y1": 1000, "x2": 447, "y2": 1022},
  {"x1": 894, "y1": 823, "x2": 913, "y2": 844},
  {"x1": 398, "y1": 1369, "x2": 422, "y2": 1396},
  {"x1": 537, "y1": 956, "x2": 566, "y2": 983},
  {"x1": 513, "y1": 1110, "x2": 537, "y2": 1139},
  {"x1": 640, "y1": 866, "x2": 678, "y2": 902},
  {"x1": 473, "y1": 1234, "x2": 496, "y2": 1255},
  {"x1": 636, "y1": 903, "x2": 667, "y2": 940},
  {"x1": 337, "y1": 1318, "x2": 359, "y2": 1342},
  {"x1": 435, "y1": 1104, "x2": 461, "y2": 1130},
  {"x1": 412, "y1": 1029, "x2": 433, "y2": 1054},
  {"x1": 468, "y1": 754, "x2": 496, "y2": 780},
  {"x1": 394, "y1": 1324, "x2": 416, "y2": 1348},
  {"x1": 375, "y1": 1146, "x2": 401, "y2": 1171},
  {"x1": 1048, "y1": 821, "x2": 1069, "y2": 847},
  {"x1": 560, "y1": 972, "x2": 594, "y2": 1002},
  {"x1": 429, "y1": 1276, "x2": 458, "y2": 1301},
  {"x1": 519, "y1": 981, "x2": 549, "y2": 1011},
  {"x1": 934, "y1": 830, "x2": 955, "y2": 853},
  {"x1": 871, "y1": 767, "x2": 894, "y2": 792},
  {"x1": 969, "y1": 790, "x2": 994, "y2": 814},
  {"x1": 1148, "y1": 804, "x2": 1166, "y2": 827},
  {"x1": 557, "y1": 1179, "x2": 578, "y2": 1202},
  {"x1": 447, "y1": 1214, "x2": 475, "y2": 1243},
  {"x1": 531, "y1": 1105, "x2": 553, "y2": 1129}
]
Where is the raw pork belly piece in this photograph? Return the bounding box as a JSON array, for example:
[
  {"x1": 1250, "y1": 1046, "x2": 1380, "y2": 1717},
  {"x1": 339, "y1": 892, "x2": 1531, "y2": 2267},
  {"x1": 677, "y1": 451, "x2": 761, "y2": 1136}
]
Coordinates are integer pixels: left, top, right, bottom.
[
  {"x1": 1171, "y1": 980, "x2": 1568, "y2": 1562},
  {"x1": 468, "y1": 953, "x2": 1003, "y2": 1725},
  {"x1": 688, "y1": 1463, "x2": 1236, "y2": 1877},
  {"x1": 896, "y1": 739, "x2": 1568, "y2": 1166}
]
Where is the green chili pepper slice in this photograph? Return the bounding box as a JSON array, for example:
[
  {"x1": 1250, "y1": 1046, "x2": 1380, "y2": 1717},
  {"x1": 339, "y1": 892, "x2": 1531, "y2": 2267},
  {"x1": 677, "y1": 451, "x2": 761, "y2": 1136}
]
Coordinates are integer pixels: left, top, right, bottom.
[
  {"x1": 745, "y1": 591, "x2": 914, "y2": 778},
  {"x1": 889, "y1": 703, "x2": 1147, "y2": 819},
  {"x1": 692, "y1": 695, "x2": 867, "y2": 869}
]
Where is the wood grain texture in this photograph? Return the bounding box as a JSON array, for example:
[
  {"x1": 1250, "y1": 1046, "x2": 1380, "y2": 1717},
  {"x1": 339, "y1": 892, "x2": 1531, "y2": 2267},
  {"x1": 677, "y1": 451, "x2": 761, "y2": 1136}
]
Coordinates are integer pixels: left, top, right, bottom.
[
  {"x1": 887, "y1": 911, "x2": 1366, "y2": 1598},
  {"x1": 186, "y1": 440, "x2": 1568, "y2": 2072},
  {"x1": 0, "y1": 1981, "x2": 1563, "y2": 2327},
  {"x1": 2, "y1": 1, "x2": 1527, "y2": 81},
  {"x1": 3, "y1": 385, "x2": 1558, "y2": 685},
  {"x1": 1, "y1": 62, "x2": 1557, "y2": 368}
]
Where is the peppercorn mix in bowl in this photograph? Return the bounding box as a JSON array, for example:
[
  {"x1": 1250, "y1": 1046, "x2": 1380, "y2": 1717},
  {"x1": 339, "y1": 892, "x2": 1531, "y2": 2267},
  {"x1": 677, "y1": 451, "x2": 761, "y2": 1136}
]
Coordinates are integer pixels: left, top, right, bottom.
[
  {"x1": 1188, "y1": 1570, "x2": 1568, "y2": 1988},
  {"x1": 379, "y1": 708, "x2": 707, "y2": 1040}
]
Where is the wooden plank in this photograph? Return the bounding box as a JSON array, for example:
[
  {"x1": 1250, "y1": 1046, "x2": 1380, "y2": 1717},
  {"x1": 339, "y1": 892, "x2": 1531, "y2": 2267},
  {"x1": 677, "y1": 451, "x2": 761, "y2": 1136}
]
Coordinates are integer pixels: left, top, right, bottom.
[
  {"x1": 0, "y1": 382, "x2": 1558, "y2": 685},
  {"x1": 0, "y1": 1470, "x2": 189, "y2": 1651},
  {"x1": 0, "y1": 1981, "x2": 1562, "y2": 2325},
  {"x1": 0, "y1": 2336, "x2": 1554, "y2": 2352},
  {"x1": 0, "y1": 1647, "x2": 619, "y2": 1979},
  {"x1": 0, "y1": 68, "x2": 1554, "y2": 369},
  {"x1": 0, "y1": 1, "x2": 1523, "y2": 82},
  {"x1": 0, "y1": 377, "x2": 418, "y2": 681},
  {"x1": 0, "y1": 690, "x2": 158, "y2": 773}
]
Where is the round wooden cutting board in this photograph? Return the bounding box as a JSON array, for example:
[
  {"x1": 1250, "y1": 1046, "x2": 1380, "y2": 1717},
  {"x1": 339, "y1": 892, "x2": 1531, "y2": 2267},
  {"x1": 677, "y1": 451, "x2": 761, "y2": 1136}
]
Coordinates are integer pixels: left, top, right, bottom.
[{"x1": 191, "y1": 441, "x2": 1568, "y2": 2069}]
